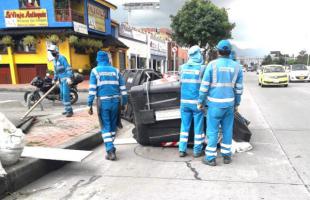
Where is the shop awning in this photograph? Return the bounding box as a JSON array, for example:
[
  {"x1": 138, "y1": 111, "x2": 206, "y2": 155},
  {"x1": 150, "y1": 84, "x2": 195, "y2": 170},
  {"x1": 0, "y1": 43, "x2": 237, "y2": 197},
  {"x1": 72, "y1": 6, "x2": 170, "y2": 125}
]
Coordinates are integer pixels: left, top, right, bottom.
[{"x1": 102, "y1": 35, "x2": 128, "y2": 49}]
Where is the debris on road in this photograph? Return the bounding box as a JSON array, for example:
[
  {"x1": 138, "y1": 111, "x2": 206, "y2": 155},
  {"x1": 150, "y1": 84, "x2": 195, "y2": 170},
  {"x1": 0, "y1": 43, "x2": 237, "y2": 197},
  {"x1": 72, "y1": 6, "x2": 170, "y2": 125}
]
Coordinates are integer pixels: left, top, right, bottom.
[
  {"x1": 0, "y1": 113, "x2": 25, "y2": 166},
  {"x1": 21, "y1": 146, "x2": 93, "y2": 162}
]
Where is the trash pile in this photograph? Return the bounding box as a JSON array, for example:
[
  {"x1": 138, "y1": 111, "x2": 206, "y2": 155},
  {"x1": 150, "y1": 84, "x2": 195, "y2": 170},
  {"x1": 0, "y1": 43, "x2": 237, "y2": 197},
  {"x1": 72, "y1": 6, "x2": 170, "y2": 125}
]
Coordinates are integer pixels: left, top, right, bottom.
[{"x1": 0, "y1": 113, "x2": 25, "y2": 171}]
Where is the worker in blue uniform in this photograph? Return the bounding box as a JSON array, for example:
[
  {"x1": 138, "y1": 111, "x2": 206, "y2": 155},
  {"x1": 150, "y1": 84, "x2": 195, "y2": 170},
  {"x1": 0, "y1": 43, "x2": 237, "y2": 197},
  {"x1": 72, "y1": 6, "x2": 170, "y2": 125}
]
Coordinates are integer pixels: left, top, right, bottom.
[
  {"x1": 87, "y1": 51, "x2": 128, "y2": 161},
  {"x1": 198, "y1": 40, "x2": 243, "y2": 166},
  {"x1": 48, "y1": 45, "x2": 74, "y2": 117},
  {"x1": 179, "y1": 45, "x2": 206, "y2": 158}
]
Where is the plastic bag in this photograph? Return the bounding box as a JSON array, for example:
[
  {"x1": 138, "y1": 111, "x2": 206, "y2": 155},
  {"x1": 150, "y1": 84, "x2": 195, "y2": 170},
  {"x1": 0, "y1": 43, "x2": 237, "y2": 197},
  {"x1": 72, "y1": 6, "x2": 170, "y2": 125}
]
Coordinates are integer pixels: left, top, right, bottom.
[
  {"x1": 0, "y1": 113, "x2": 25, "y2": 166},
  {"x1": 0, "y1": 160, "x2": 6, "y2": 177}
]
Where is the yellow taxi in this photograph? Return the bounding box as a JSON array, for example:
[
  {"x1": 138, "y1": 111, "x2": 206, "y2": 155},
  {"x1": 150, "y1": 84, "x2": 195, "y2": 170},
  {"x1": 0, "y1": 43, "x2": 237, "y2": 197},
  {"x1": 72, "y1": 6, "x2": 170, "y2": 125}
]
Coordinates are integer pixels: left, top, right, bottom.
[{"x1": 258, "y1": 65, "x2": 288, "y2": 87}]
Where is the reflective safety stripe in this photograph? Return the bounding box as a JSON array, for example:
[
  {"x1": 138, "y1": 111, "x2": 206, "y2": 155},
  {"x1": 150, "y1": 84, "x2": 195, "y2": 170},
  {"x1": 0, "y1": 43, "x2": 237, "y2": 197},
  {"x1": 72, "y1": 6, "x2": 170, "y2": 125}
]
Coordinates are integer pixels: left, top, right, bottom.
[
  {"x1": 236, "y1": 83, "x2": 243, "y2": 88},
  {"x1": 180, "y1": 132, "x2": 189, "y2": 136},
  {"x1": 121, "y1": 91, "x2": 128, "y2": 95},
  {"x1": 111, "y1": 132, "x2": 116, "y2": 136},
  {"x1": 63, "y1": 102, "x2": 71, "y2": 106},
  {"x1": 98, "y1": 72, "x2": 117, "y2": 76},
  {"x1": 181, "y1": 79, "x2": 201, "y2": 84},
  {"x1": 207, "y1": 97, "x2": 234, "y2": 103},
  {"x1": 98, "y1": 80, "x2": 119, "y2": 86},
  {"x1": 211, "y1": 83, "x2": 234, "y2": 87},
  {"x1": 221, "y1": 143, "x2": 232, "y2": 148},
  {"x1": 194, "y1": 140, "x2": 203, "y2": 145},
  {"x1": 206, "y1": 146, "x2": 217, "y2": 151},
  {"x1": 235, "y1": 90, "x2": 243, "y2": 94},
  {"x1": 181, "y1": 99, "x2": 198, "y2": 104},
  {"x1": 180, "y1": 138, "x2": 188, "y2": 142},
  {"x1": 201, "y1": 81, "x2": 210, "y2": 86},
  {"x1": 206, "y1": 152, "x2": 217, "y2": 156},
  {"x1": 212, "y1": 64, "x2": 217, "y2": 83},
  {"x1": 89, "y1": 84, "x2": 97, "y2": 89},
  {"x1": 182, "y1": 69, "x2": 200, "y2": 75},
  {"x1": 195, "y1": 134, "x2": 204, "y2": 139},
  {"x1": 200, "y1": 87, "x2": 208, "y2": 93},
  {"x1": 93, "y1": 69, "x2": 100, "y2": 80},
  {"x1": 221, "y1": 149, "x2": 231, "y2": 154},
  {"x1": 120, "y1": 86, "x2": 126, "y2": 90},
  {"x1": 104, "y1": 138, "x2": 113, "y2": 143},
  {"x1": 100, "y1": 95, "x2": 120, "y2": 100},
  {"x1": 232, "y1": 65, "x2": 240, "y2": 84},
  {"x1": 89, "y1": 91, "x2": 96, "y2": 95},
  {"x1": 102, "y1": 132, "x2": 112, "y2": 138}
]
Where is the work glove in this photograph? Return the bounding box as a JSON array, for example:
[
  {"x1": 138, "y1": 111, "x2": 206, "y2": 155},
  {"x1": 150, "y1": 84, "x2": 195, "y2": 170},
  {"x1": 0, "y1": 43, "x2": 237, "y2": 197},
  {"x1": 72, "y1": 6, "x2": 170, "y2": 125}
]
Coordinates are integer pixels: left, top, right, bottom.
[
  {"x1": 52, "y1": 80, "x2": 59, "y2": 85},
  {"x1": 67, "y1": 78, "x2": 73, "y2": 85},
  {"x1": 234, "y1": 106, "x2": 239, "y2": 113},
  {"x1": 197, "y1": 103, "x2": 204, "y2": 110},
  {"x1": 88, "y1": 106, "x2": 93, "y2": 115}
]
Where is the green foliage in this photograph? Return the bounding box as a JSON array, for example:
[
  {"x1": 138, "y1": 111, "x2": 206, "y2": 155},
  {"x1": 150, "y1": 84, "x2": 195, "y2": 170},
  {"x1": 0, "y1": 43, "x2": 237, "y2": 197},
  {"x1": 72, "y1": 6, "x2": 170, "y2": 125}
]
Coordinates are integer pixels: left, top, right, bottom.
[
  {"x1": 22, "y1": 35, "x2": 37, "y2": 47},
  {"x1": 74, "y1": 38, "x2": 103, "y2": 53},
  {"x1": 68, "y1": 35, "x2": 79, "y2": 46},
  {"x1": 170, "y1": 0, "x2": 235, "y2": 48},
  {"x1": 47, "y1": 34, "x2": 61, "y2": 44},
  {"x1": 1, "y1": 35, "x2": 14, "y2": 46}
]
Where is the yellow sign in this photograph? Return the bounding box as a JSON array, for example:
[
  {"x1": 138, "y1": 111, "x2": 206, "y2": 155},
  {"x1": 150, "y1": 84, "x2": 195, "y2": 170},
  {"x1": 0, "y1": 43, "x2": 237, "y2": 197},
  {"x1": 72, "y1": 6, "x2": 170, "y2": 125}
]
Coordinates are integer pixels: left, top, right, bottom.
[
  {"x1": 4, "y1": 9, "x2": 48, "y2": 27},
  {"x1": 88, "y1": 3, "x2": 106, "y2": 32}
]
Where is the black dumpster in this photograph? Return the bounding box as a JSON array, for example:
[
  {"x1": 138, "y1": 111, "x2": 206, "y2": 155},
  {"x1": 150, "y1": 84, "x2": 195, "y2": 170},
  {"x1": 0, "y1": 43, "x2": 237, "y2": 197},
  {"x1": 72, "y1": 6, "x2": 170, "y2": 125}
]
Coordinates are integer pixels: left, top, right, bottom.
[
  {"x1": 130, "y1": 80, "x2": 252, "y2": 146},
  {"x1": 121, "y1": 69, "x2": 162, "y2": 122}
]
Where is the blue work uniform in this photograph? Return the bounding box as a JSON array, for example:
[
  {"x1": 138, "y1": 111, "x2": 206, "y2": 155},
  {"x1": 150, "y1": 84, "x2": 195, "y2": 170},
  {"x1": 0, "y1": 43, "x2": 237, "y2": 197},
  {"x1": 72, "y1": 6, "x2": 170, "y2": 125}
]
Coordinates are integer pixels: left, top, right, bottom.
[
  {"x1": 87, "y1": 51, "x2": 128, "y2": 153},
  {"x1": 179, "y1": 46, "x2": 205, "y2": 155},
  {"x1": 53, "y1": 55, "x2": 73, "y2": 113},
  {"x1": 198, "y1": 57, "x2": 243, "y2": 161}
]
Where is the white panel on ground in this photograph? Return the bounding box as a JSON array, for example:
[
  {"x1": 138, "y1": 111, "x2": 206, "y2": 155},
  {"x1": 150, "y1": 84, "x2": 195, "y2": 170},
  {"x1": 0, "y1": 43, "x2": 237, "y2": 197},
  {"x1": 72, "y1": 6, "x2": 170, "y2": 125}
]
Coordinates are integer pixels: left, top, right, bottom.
[
  {"x1": 114, "y1": 138, "x2": 137, "y2": 145},
  {"x1": 155, "y1": 109, "x2": 180, "y2": 121},
  {"x1": 21, "y1": 147, "x2": 93, "y2": 162}
]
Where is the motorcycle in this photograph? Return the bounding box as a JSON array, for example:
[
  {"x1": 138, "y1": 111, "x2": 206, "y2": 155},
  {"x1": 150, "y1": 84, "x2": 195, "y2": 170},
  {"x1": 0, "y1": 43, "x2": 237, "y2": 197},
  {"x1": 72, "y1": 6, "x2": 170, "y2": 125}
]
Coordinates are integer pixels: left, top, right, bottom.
[{"x1": 24, "y1": 73, "x2": 83, "y2": 109}]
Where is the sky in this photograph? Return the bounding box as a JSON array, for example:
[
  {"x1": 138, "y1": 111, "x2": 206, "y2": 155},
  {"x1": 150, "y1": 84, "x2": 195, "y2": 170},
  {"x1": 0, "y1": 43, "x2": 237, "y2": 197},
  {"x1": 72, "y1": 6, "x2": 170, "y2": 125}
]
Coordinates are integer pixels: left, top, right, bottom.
[{"x1": 111, "y1": 0, "x2": 310, "y2": 56}]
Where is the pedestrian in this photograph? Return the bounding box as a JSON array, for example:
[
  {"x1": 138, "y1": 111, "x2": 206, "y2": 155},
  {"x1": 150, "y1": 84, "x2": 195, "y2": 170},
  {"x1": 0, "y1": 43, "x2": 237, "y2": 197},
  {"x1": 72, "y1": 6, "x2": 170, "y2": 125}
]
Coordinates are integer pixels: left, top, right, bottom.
[
  {"x1": 198, "y1": 40, "x2": 243, "y2": 166},
  {"x1": 87, "y1": 51, "x2": 128, "y2": 161},
  {"x1": 178, "y1": 45, "x2": 206, "y2": 158},
  {"x1": 48, "y1": 45, "x2": 74, "y2": 117}
]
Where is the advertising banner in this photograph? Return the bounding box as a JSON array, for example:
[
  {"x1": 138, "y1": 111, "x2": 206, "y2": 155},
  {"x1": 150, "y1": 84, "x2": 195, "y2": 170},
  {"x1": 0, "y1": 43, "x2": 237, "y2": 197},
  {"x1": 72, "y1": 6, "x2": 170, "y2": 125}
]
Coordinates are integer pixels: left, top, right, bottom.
[
  {"x1": 88, "y1": 3, "x2": 106, "y2": 32},
  {"x1": 4, "y1": 9, "x2": 48, "y2": 27}
]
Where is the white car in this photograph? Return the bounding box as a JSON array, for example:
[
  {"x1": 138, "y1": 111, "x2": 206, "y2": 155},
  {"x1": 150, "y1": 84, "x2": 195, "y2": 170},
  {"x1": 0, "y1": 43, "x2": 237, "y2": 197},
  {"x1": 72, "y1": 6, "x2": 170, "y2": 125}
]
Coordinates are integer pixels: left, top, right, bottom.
[{"x1": 289, "y1": 64, "x2": 310, "y2": 82}]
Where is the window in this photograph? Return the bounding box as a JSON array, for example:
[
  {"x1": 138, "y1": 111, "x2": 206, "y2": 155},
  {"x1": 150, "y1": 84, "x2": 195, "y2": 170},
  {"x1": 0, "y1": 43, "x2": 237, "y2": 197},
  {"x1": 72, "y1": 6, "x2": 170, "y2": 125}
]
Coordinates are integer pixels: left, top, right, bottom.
[
  {"x1": 19, "y1": 0, "x2": 40, "y2": 9},
  {"x1": 119, "y1": 52, "x2": 126, "y2": 71},
  {"x1": 0, "y1": 44, "x2": 8, "y2": 54},
  {"x1": 14, "y1": 37, "x2": 36, "y2": 53}
]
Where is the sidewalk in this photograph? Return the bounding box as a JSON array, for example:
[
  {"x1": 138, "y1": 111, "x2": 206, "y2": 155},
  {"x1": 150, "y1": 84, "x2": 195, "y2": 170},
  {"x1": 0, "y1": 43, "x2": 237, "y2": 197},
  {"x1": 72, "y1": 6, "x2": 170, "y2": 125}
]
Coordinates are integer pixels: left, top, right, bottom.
[
  {"x1": 0, "y1": 80, "x2": 90, "y2": 92},
  {"x1": 0, "y1": 108, "x2": 110, "y2": 198}
]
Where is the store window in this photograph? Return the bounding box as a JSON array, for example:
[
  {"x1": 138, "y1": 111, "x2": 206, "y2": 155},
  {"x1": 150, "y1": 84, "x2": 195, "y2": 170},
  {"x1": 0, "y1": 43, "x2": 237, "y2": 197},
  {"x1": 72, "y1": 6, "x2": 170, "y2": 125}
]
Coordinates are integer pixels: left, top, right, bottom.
[
  {"x1": 119, "y1": 52, "x2": 126, "y2": 71},
  {"x1": 54, "y1": 0, "x2": 84, "y2": 23},
  {"x1": 138, "y1": 58, "x2": 147, "y2": 69},
  {"x1": 14, "y1": 37, "x2": 36, "y2": 53},
  {"x1": 0, "y1": 44, "x2": 8, "y2": 54},
  {"x1": 130, "y1": 55, "x2": 136, "y2": 69}
]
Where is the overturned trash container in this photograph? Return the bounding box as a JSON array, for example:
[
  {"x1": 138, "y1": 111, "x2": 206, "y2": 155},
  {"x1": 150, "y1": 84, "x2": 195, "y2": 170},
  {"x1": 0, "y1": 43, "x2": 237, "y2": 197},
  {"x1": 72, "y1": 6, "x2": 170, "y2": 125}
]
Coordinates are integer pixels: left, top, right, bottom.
[
  {"x1": 130, "y1": 80, "x2": 252, "y2": 146},
  {"x1": 121, "y1": 69, "x2": 162, "y2": 122}
]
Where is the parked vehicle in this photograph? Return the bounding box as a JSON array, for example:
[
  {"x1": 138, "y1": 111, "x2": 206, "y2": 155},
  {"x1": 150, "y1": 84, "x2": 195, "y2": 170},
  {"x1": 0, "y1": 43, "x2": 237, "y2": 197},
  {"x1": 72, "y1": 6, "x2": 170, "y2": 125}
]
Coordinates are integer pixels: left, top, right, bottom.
[
  {"x1": 163, "y1": 71, "x2": 180, "y2": 81},
  {"x1": 24, "y1": 73, "x2": 83, "y2": 108},
  {"x1": 258, "y1": 65, "x2": 288, "y2": 87},
  {"x1": 288, "y1": 64, "x2": 310, "y2": 82}
]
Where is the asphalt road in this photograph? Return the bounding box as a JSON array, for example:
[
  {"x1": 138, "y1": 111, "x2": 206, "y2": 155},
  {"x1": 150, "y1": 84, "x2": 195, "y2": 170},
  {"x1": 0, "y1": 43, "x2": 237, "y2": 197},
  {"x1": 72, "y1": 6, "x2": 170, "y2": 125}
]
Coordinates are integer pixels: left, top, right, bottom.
[{"x1": 4, "y1": 73, "x2": 310, "y2": 200}]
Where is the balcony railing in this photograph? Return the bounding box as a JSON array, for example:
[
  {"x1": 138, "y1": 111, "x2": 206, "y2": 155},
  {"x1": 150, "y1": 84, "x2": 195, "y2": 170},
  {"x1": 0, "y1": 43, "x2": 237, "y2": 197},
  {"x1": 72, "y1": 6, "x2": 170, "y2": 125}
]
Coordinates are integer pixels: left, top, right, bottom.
[{"x1": 55, "y1": 9, "x2": 84, "y2": 24}]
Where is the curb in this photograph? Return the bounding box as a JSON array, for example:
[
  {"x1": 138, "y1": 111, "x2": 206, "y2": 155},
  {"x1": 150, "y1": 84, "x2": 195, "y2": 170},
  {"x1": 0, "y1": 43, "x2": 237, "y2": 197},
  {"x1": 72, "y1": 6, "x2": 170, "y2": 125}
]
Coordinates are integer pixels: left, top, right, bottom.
[
  {"x1": 0, "y1": 129, "x2": 102, "y2": 199},
  {"x1": 0, "y1": 100, "x2": 24, "y2": 108}
]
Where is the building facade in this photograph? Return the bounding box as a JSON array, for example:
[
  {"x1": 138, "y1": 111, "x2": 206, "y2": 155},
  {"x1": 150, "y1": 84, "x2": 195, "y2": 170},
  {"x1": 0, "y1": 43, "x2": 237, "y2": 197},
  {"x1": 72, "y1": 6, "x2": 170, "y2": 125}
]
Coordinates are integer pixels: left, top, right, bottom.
[
  {"x1": 0, "y1": 0, "x2": 127, "y2": 84},
  {"x1": 118, "y1": 23, "x2": 148, "y2": 69}
]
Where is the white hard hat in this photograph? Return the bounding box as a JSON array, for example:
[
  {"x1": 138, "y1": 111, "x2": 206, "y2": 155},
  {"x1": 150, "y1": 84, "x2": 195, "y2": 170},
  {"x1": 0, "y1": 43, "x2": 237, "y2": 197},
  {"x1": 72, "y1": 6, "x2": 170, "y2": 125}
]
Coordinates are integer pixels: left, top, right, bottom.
[{"x1": 48, "y1": 44, "x2": 59, "y2": 52}]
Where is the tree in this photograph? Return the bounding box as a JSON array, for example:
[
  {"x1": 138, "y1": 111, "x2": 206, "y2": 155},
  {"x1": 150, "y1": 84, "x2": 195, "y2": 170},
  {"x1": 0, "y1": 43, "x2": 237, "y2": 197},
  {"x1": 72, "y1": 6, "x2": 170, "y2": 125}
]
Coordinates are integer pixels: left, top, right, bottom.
[
  {"x1": 262, "y1": 55, "x2": 272, "y2": 65},
  {"x1": 170, "y1": 0, "x2": 235, "y2": 48},
  {"x1": 295, "y1": 50, "x2": 308, "y2": 65}
]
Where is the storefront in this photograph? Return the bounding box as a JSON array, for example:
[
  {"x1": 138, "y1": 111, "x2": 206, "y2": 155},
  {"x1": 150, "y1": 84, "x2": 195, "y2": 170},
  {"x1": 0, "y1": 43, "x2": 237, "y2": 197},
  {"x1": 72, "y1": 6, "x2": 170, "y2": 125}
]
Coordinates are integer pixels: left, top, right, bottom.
[
  {"x1": 0, "y1": 0, "x2": 127, "y2": 84},
  {"x1": 148, "y1": 36, "x2": 168, "y2": 73},
  {"x1": 118, "y1": 23, "x2": 148, "y2": 69}
]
